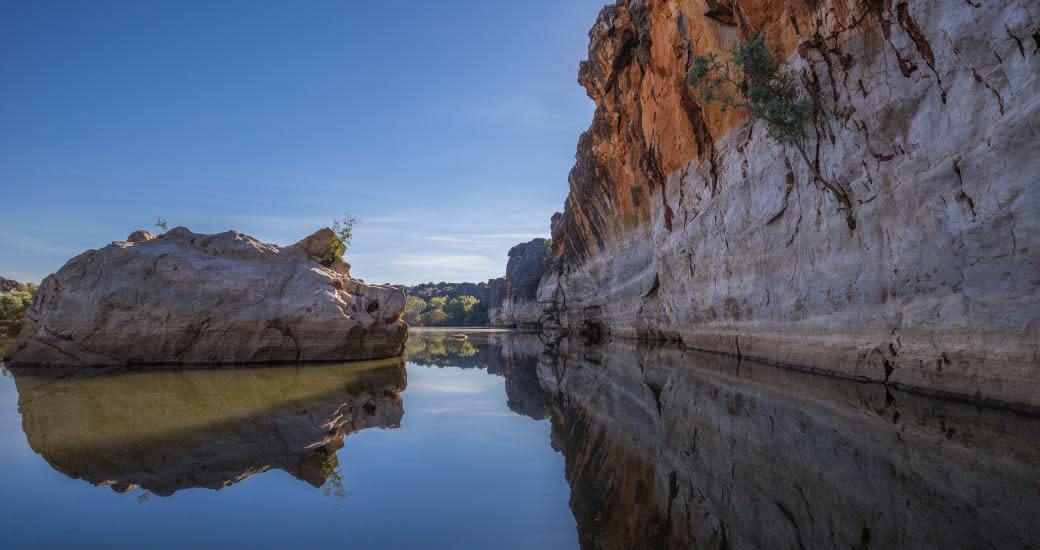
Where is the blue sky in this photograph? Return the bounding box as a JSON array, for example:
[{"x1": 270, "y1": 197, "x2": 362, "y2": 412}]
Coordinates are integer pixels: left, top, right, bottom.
[{"x1": 0, "y1": 0, "x2": 604, "y2": 285}]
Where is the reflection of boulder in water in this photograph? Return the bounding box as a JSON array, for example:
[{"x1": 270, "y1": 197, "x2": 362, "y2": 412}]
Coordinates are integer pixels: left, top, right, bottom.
[
  {"x1": 538, "y1": 338, "x2": 1040, "y2": 549},
  {"x1": 12, "y1": 359, "x2": 406, "y2": 496}
]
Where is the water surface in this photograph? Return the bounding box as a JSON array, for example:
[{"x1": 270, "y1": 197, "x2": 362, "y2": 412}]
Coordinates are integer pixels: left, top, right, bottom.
[
  {"x1": 0, "y1": 330, "x2": 575, "y2": 549},
  {"x1": 1, "y1": 329, "x2": 1038, "y2": 549}
]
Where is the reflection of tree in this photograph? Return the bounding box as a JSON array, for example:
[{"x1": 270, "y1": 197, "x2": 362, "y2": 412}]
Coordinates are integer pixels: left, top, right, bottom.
[
  {"x1": 0, "y1": 337, "x2": 14, "y2": 368},
  {"x1": 405, "y1": 333, "x2": 481, "y2": 366},
  {"x1": 320, "y1": 452, "x2": 349, "y2": 499}
]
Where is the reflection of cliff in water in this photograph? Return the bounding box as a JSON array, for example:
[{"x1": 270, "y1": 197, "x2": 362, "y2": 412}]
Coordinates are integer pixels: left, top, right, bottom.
[
  {"x1": 12, "y1": 359, "x2": 406, "y2": 497},
  {"x1": 538, "y1": 338, "x2": 1040, "y2": 550},
  {"x1": 405, "y1": 330, "x2": 549, "y2": 420}
]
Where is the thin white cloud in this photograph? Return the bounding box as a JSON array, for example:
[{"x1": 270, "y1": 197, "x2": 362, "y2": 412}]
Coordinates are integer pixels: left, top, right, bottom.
[
  {"x1": 391, "y1": 254, "x2": 498, "y2": 271},
  {"x1": 0, "y1": 232, "x2": 83, "y2": 257},
  {"x1": 410, "y1": 407, "x2": 515, "y2": 417},
  {"x1": 422, "y1": 232, "x2": 547, "y2": 245},
  {"x1": 458, "y1": 93, "x2": 593, "y2": 131},
  {"x1": 0, "y1": 267, "x2": 45, "y2": 284},
  {"x1": 405, "y1": 376, "x2": 499, "y2": 395}
]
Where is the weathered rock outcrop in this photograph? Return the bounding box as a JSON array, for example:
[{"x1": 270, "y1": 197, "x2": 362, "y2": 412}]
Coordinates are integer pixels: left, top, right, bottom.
[
  {"x1": 0, "y1": 277, "x2": 20, "y2": 292},
  {"x1": 532, "y1": 0, "x2": 1040, "y2": 407},
  {"x1": 5, "y1": 227, "x2": 408, "y2": 366},
  {"x1": 12, "y1": 359, "x2": 406, "y2": 496},
  {"x1": 487, "y1": 238, "x2": 553, "y2": 327},
  {"x1": 538, "y1": 337, "x2": 1040, "y2": 549}
]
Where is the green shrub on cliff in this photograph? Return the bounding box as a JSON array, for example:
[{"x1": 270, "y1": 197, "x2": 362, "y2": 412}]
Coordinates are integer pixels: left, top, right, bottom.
[
  {"x1": 686, "y1": 33, "x2": 856, "y2": 229},
  {"x1": 0, "y1": 283, "x2": 37, "y2": 323}
]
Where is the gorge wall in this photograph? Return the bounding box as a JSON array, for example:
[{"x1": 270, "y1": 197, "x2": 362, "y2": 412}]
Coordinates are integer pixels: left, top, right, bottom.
[
  {"x1": 487, "y1": 238, "x2": 553, "y2": 327},
  {"x1": 493, "y1": 0, "x2": 1040, "y2": 408}
]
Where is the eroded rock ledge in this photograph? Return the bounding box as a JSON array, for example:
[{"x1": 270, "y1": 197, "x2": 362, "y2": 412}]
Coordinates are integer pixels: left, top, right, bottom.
[
  {"x1": 5, "y1": 227, "x2": 407, "y2": 366},
  {"x1": 497, "y1": 0, "x2": 1040, "y2": 408}
]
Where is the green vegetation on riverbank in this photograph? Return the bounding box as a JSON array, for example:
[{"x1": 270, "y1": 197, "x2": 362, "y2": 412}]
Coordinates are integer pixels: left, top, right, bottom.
[
  {"x1": 0, "y1": 282, "x2": 37, "y2": 351},
  {"x1": 404, "y1": 282, "x2": 488, "y2": 327}
]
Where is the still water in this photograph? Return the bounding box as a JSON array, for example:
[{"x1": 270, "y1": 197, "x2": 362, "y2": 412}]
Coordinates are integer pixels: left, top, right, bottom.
[{"x1": 1, "y1": 329, "x2": 1038, "y2": 549}]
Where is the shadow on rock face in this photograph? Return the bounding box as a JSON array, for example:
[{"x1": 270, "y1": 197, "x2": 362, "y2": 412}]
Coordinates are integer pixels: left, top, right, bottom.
[{"x1": 10, "y1": 359, "x2": 407, "y2": 497}]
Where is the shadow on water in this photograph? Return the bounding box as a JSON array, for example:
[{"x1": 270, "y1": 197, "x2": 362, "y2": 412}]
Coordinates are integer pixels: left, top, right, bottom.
[
  {"x1": 9, "y1": 358, "x2": 406, "y2": 497},
  {"x1": 7, "y1": 330, "x2": 1040, "y2": 549}
]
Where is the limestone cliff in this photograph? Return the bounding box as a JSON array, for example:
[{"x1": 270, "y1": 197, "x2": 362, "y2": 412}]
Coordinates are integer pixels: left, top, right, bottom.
[
  {"x1": 487, "y1": 238, "x2": 553, "y2": 327},
  {"x1": 528, "y1": 0, "x2": 1040, "y2": 408}
]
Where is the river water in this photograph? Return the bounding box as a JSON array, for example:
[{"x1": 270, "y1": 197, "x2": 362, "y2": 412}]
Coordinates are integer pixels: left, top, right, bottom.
[{"x1": 0, "y1": 329, "x2": 1037, "y2": 549}]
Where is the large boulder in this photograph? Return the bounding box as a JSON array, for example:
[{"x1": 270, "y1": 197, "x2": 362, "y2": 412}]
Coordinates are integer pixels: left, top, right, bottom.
[{"x1": 4, "y1": 227, "x2": 408, "y2": 367}]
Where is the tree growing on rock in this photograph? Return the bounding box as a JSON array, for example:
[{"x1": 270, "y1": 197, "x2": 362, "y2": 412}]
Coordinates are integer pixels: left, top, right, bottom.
[
  {"x1": 330, "y1": 215, "x2": 359, "y2": 258},
  {"x1": 685, "y1": 33, "x2": 856, "y2": 229}
]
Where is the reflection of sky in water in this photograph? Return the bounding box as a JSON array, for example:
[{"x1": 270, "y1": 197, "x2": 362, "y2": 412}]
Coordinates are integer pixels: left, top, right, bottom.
[{"x1": 0, "y1": 359, "x2": 577, "y2": 549}]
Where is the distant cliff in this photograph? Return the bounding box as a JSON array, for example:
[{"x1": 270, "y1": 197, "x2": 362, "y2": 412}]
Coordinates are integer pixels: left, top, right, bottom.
[
  {"x1": 499, "y1": 0, "x2": 1040, "y2": 408},
  {"x1": 486, "y1": 238, "x2": 552, "y2": 328},
  {"x1": 0, "y1": 277, "x2": 20, "y2": 292}
]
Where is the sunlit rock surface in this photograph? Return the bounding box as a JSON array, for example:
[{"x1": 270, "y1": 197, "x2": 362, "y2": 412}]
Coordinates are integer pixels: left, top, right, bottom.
[
  {"x1": 11, "y1": 359, "x2": 406, "y2": 496},
  {"x1": 5, "y1": 227, "x2": 407, "y2": 366},
  {"x1": 522, "y1": 0, "x2": 1040, "y2": 407},
  {"x1": 538, "y1": 338, "x2": 1040, "y2": 549}
]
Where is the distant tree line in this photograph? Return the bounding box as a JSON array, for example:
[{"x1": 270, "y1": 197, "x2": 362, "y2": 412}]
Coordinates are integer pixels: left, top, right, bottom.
[
  {"x1": 403, "y1": 282, "x2": 489, "y2": 327},
  {"x1": 0, "y1": 282, "x2": 36, "y2": 325},
  {"x1": 0, "y1": 280, "x2": 37, "y2": 349}
]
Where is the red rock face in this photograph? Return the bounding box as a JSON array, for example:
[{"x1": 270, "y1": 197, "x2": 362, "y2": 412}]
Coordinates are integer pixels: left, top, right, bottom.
[
  {"x1": 558, "y1": 0, "x2": 900, "y2": 266},
  {"x1": 540, "y1": 0, "x2": 1040, "y2": 407}
]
